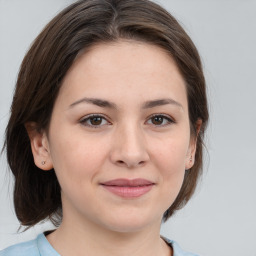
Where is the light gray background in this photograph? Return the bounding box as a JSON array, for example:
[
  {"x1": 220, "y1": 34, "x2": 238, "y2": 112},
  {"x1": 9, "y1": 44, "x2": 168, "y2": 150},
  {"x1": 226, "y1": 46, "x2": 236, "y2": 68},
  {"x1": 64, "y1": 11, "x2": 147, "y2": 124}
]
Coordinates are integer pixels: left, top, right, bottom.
[{"x1": 0, "y1": 0, "x2": 255, "y2": 255}]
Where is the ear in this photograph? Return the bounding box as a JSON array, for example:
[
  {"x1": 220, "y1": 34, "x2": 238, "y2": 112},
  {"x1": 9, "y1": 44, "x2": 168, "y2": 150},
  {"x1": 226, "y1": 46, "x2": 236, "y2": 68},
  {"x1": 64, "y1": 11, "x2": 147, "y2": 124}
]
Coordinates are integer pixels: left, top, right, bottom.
[
  {"x1": 25, "y1": 122, "x2": 53, "y2": 171},
  {"x1": 185, "y1": 119, "x2": 202, "y2": 170}
]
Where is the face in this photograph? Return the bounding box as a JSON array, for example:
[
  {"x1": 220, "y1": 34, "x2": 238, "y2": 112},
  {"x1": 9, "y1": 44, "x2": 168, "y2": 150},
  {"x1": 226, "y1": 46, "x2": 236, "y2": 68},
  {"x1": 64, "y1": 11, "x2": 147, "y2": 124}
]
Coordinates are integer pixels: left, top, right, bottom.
[{"x1": 30, "y1": 40, "x2": 197, "y2": 233}]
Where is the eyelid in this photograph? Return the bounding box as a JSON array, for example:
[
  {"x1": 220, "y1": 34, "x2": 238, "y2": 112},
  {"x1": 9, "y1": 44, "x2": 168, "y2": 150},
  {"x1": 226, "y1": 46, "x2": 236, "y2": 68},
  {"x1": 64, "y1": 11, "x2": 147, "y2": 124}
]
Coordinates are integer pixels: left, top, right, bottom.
[
  {"x1": 79, "y1": 113, "x2": 175, "y2": 128},
  {"x1": 79, "y1": 114, "x2": 112, "y2": 128},
  {"x1": 146, "y1": 113, "x2": 175, "y2": 126}
]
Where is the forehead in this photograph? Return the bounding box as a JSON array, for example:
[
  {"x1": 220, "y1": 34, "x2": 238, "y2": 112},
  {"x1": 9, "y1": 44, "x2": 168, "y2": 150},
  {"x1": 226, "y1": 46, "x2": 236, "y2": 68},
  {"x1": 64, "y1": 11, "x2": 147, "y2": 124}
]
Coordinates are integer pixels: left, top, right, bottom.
[
  {"x1": 68, "y1": 40, "x2": 182, "y2": 79},
  {"x1": 56, "y1": 40, "x2": 187, "y2": 110}
]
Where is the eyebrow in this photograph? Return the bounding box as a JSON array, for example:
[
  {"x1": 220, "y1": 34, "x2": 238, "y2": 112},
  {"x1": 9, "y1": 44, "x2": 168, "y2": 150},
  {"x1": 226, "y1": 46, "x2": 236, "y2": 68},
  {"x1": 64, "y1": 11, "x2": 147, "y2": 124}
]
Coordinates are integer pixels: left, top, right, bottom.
[
  {"x1": 69, "y1": 97, "x2": 183, "y2": 110},
  {"x1": 142, "y1": 98, "x2": 183, "y2": 110},
  {"x1": 69, "y1": 98, "x2": 117, "y2": 109}
]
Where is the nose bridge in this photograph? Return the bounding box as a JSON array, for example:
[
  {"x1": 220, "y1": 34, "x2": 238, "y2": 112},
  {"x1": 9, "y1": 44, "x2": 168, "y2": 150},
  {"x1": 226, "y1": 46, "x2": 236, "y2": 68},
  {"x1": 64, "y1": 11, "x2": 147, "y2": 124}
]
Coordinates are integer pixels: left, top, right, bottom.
[{"x1": 110, "y1": 120, "x2": 149, "y2": 168}]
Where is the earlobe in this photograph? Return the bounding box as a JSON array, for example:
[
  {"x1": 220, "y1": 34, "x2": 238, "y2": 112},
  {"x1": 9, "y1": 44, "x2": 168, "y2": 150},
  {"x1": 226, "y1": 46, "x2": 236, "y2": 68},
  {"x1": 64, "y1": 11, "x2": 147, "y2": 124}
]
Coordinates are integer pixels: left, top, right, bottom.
[
  {"x1": 185, "y1": 119, "x2": 202, "y2": 170},
  {"x1": 25, "y1": 122, "x2": 53, "y2": 171},
  {"x1": 185, "y1": 151, "x2": 195, "y2": 171}
]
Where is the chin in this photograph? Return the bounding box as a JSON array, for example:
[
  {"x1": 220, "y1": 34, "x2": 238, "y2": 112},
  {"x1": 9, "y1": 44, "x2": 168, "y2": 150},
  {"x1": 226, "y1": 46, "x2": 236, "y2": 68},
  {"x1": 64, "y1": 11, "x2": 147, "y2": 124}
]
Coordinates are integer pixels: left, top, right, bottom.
[{"x1": 99, "y1": 211, "x2": 162, "y2": 234}]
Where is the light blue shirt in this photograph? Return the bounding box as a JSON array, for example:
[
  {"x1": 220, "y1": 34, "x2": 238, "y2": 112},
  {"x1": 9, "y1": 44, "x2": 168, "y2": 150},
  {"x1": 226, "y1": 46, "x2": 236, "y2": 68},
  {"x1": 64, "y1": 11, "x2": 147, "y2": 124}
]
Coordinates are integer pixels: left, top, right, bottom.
[{"x1": 0, "y1": 233, "x2": 199, "y2": 256}]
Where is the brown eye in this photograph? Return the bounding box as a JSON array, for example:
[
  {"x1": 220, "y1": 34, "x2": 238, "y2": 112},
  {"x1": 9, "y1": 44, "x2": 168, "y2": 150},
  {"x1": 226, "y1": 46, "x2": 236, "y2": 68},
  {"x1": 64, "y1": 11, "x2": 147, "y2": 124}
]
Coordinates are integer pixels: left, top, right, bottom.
[
  {"x1": 89, "y1": 116, "x2": 103, "y2": 125},
  {"x1": 147, "y1": 114, "x2": 174, "y2": 126},
  {"x1": 80, "y1": 115, "x2": 110, "y2": 128},
  {"x1": 151, "y1": 116, "x2": 164, "y2": 125}
]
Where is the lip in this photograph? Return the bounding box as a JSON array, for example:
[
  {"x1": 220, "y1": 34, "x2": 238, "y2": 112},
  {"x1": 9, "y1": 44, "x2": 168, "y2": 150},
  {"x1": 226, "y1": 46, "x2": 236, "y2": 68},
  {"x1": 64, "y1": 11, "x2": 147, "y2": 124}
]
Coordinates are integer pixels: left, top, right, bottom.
[{"x1": 100, "y1": 179, "x2": 155, "y2": 198}]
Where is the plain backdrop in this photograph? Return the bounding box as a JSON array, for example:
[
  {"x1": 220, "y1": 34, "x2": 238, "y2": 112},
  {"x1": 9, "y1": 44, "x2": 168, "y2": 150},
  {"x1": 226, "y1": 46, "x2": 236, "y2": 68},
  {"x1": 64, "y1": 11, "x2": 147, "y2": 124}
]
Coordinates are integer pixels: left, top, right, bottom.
[{"x1": 0, "y1": 0, "x2": 256, "y2": 255}]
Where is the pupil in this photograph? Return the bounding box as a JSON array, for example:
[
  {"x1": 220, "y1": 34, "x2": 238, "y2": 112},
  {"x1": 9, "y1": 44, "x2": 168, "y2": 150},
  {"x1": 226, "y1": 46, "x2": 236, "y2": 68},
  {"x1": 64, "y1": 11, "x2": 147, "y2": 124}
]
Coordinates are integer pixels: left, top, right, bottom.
[
  {"x1": 152, "y1": 116, "x2": 163, "y2": 125},
  {"x1": 91, "y1": 117, "x2": 102, "y2": 125}
]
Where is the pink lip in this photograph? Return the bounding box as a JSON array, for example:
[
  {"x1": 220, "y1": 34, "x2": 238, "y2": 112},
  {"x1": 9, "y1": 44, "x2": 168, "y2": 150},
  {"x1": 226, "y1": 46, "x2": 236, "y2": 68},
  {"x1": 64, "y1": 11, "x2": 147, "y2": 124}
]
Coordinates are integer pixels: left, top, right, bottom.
[{"x1": 100, "y1": 179, "x2": 155, "y2": 198}]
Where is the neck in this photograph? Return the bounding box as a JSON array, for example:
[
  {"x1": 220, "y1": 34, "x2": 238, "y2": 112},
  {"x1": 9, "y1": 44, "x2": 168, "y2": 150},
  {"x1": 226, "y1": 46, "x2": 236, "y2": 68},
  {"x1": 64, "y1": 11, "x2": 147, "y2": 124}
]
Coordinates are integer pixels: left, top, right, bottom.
[{"x1": 46, "y1": 215, "x2": 171, "y2": 256}]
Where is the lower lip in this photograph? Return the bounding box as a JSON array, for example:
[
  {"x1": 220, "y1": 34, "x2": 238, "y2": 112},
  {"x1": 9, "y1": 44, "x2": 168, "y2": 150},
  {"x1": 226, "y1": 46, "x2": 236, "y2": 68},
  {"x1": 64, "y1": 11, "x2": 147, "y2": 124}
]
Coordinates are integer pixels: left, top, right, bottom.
[{"x1": 102, "y1": 184, "x2": 154, "y2": 198}]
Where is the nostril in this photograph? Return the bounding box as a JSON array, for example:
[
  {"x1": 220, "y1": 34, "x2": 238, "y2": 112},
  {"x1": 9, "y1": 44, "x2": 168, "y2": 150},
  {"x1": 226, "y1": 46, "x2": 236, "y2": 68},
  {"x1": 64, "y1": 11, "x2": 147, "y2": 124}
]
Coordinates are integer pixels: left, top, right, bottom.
[
  {"x1": 117, "y1": 160, "x2": 125, "y2": 165},
  {"x1": 115, "y1": 160, "x2": 146, "y2": 168}
]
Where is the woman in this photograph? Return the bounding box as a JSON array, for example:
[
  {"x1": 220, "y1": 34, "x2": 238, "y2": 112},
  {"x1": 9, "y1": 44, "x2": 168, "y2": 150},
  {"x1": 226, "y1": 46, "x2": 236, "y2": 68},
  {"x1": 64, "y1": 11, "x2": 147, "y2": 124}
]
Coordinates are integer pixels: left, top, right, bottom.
[{"x1": 1, "y1": 0, "x2": 208, "y2": 255}]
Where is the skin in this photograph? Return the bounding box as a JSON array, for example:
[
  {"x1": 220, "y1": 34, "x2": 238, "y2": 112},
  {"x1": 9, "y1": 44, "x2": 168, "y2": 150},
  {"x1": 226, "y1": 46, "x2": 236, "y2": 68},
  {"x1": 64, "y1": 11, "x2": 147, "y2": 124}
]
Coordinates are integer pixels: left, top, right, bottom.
[{"x1": 28, "y1": 40, "x2": 198, "y2": 256}]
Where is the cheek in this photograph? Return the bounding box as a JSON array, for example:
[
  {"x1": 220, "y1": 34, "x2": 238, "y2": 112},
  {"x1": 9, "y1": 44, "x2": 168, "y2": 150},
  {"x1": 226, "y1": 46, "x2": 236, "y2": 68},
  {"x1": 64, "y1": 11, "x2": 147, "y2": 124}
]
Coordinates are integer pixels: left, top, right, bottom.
[
  {"x1": 150, "y1": 135, "x2": 189, "y2": 196},
  {"x1": 151, "y1": 135, "x2": 189, "y2": 174},
  {"x1": 48, "y1": 129, "x2": 107, "y2": 186}
]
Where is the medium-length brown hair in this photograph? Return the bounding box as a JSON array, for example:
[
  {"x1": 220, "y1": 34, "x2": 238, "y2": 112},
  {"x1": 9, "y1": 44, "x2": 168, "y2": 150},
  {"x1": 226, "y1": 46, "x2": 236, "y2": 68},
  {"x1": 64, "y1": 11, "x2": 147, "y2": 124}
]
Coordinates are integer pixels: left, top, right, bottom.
[{"x1": 4, "y1": 0, "x2": 208, "y2": 228}]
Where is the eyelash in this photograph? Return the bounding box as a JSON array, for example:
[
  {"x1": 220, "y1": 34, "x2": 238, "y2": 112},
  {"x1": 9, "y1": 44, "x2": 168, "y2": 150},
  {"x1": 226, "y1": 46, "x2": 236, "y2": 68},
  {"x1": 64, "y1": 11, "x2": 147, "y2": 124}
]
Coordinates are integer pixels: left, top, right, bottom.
[
  {"x1": 79, "y1": 114, "x2": 175, "y2": 128},
  {"x1": 79, "y1": 114, "x2": 111, "y2": 128},
  {"x1": 147, "y1": 114, "x2": 175, "y2": 126}
]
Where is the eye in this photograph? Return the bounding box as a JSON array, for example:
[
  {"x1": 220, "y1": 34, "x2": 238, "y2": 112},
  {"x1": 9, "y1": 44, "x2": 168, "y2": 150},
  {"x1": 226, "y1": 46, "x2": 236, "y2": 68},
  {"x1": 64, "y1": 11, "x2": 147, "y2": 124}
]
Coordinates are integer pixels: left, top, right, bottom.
[
  {"x1": 79, "y1": 114, "x2": 110, "y2": 128},
  {"x1": 146, "y1": 114, "x2": 175, "y2": 126}
]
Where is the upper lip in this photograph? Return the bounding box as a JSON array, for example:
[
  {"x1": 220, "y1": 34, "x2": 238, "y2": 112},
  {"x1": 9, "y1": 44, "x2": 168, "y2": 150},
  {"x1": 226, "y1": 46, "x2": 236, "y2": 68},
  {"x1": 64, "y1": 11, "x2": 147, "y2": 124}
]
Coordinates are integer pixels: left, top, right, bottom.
[{"x1": 100, "y1": 179, "x2": 155, "y2": 187}]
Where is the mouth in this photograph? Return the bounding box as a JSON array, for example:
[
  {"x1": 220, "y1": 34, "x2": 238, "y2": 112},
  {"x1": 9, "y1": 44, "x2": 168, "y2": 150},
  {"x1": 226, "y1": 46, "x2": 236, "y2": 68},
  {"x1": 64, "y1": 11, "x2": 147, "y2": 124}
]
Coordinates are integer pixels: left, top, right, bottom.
[{"x1": 100, "y1": 179, "x2": 155, "y2": 198}]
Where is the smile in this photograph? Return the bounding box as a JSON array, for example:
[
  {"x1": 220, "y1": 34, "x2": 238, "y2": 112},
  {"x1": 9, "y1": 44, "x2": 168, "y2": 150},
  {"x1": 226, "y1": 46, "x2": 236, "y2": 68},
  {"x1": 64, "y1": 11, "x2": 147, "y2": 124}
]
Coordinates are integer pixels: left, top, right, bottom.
[{"x1": 100, "y1": 179, "x2": 155, "y2": 198}]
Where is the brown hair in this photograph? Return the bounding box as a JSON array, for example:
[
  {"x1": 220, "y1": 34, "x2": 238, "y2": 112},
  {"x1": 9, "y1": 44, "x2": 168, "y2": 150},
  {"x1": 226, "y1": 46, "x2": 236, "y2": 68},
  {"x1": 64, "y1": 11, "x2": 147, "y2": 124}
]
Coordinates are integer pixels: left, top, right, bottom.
[{"x1": 4, "y1": 0, "x2": 208, "y2": 228}]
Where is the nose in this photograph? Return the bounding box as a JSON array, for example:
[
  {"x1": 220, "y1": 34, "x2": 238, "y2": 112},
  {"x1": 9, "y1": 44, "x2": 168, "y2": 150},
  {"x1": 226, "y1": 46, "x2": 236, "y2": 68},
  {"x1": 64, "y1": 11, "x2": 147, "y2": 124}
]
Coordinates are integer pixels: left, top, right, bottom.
[{"x1": 109, "y1": 124, "x2": 150, "y2": 169}]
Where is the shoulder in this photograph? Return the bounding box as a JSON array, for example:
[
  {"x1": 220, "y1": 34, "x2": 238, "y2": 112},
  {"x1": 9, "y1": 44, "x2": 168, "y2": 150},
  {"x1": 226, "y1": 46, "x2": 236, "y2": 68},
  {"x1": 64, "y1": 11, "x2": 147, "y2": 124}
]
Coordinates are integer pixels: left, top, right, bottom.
[
  {"x1": 0, "y1": 233, "x2": 59, "y2": 256},
  {"x1": 0, "y1": 237, "x2": 39, "y2": 256},
  {"x1": 162, "y1": 237, "x2": 200, "y2": 256}
]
